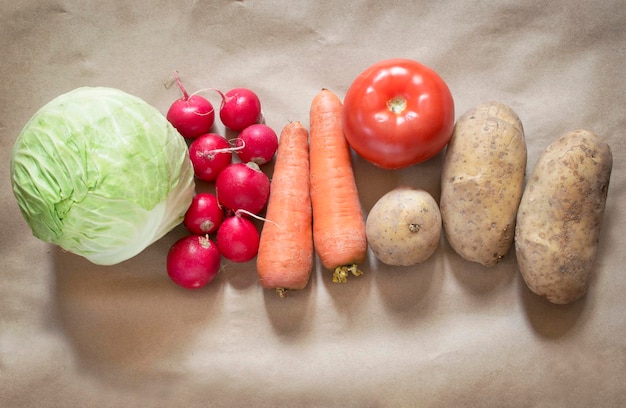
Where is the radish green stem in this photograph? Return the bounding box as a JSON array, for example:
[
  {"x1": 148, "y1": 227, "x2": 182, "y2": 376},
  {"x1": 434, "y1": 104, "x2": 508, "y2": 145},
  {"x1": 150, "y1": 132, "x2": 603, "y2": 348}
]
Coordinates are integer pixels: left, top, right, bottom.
[
  {"x1": 191, "y1": 87, "x2": 230, "y2": 108},
  {"x1": 234, "y1": 209, "x2": 283, "y2": 231},
  {"x1": 172, "y1": 70, "x2": 189, "y2": 100},
  {"x1": 200, "y1": 141, "x2": 245, "y2": 159}
]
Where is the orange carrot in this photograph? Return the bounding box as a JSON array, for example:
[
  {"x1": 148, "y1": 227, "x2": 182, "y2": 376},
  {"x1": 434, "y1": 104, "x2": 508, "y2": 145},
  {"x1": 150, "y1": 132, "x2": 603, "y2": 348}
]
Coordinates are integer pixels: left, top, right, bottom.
[
  {"x1": 256, "y1": 121, "x2": 313, "y2": 296},
  {"x1": 309, "y1": 88, "x2": 367, "y2": 283}
]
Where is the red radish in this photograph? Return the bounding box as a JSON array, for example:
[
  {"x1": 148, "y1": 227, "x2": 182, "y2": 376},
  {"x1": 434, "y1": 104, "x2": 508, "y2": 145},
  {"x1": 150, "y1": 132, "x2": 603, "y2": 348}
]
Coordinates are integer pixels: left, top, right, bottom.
[
  {"x1": 189, "y1": 133, "x2": 233, "y2": 181},
  {"x1": 166, "y1": 235, "x2": 221, "y2": 289},
  {"x1": 216, "y1": 212, "x2": 260, "y2": 262},
  {"x1": 184, "y1": 193, "x2": 224, "y2": 235},
  {"x1": 216, "y1": 88, "x2": 262, "y2": 131},
  {"x1": 215, "y1": 162, "x2": 270, "y2": 215},
  {"x1": 166, "y1": 71, "x2": 215, "y2": 139},
  {"x1": 235, "y1": 124, "x2": 278, "y2": 165}
]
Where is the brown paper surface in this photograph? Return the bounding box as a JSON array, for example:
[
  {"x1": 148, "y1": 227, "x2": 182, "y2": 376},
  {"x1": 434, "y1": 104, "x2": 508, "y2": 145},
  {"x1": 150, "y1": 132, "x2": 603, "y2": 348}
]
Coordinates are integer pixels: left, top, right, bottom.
[{"x1": 1, "y1": 1, "x2": 625, "y2": 407}]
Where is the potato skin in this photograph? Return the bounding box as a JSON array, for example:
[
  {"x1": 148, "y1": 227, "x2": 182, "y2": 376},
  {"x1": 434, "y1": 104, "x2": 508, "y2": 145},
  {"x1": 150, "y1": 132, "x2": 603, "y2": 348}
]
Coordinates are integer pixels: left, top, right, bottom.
[
  {"x1": 515, "y1": 130, "x2": 612, "y2": 304},
  {"x1": 366, "y1": 187, "x2": 441, "y2": 266},
  {"x1": 440, "y1": 102, "x2": 527, "y2": 266}
]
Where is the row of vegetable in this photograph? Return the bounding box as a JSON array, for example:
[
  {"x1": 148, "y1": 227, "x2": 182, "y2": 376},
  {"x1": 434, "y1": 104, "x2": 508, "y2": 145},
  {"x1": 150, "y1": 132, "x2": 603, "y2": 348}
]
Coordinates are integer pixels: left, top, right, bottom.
[
  {"x1": 9, "y1": 58, "x2": 612, "y2": 305},
  {"x1": 162, "y1": 77, "x2": 370, "y2": 293}
]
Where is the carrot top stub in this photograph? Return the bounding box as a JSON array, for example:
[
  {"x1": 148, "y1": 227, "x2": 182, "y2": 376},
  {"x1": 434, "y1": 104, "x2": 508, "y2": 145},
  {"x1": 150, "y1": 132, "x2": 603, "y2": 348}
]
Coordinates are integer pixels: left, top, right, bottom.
[
  {"x1": 333, "y1": 264, "x2": 363, "y2": 283},
  {"x1": 309, "y1": 89, "x2": 368, "y2": 283}
]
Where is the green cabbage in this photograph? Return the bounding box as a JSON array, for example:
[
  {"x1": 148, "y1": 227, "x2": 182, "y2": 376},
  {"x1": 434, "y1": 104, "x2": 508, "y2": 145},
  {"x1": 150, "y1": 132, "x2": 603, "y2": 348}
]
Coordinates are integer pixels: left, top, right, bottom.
[{"x1": 10, "y1": 87, "x2": 195, "y2": 265}]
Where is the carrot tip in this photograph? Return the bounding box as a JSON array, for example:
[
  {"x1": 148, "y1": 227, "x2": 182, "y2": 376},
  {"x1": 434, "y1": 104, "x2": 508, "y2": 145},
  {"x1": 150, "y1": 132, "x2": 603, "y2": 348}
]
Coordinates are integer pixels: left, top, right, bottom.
[
  {"x1": 276, "y1": 288, "x2": 288, "y2": 298},
  {"x1": 332, "y1": 264, "x2": 363, "y2": 283}
]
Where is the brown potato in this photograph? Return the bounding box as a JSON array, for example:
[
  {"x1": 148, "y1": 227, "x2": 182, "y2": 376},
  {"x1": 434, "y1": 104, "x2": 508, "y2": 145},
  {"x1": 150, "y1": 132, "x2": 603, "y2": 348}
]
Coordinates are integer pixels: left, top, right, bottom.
[
  {"x1": 440, "y1": 101, "x2": 527, "y2": 266},
  {"x1": 515, "y1": 130, "x2": 612, "y2": 304},
  {"x1": 366, "y1": 187, "x2": 441, "y2": 266}
]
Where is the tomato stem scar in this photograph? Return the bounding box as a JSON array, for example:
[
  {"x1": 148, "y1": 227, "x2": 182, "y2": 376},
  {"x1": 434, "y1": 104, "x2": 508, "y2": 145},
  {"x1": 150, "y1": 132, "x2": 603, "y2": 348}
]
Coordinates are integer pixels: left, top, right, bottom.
[{"x1": 387, "y1": 96, "x2": 407, "y2": 114}]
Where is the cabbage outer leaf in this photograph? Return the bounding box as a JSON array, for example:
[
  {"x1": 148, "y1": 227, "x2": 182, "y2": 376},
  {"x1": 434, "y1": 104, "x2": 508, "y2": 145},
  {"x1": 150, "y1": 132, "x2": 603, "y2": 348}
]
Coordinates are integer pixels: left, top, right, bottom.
[{"x1": 10, "y1": 87, "x2": 195, "y2": 265}]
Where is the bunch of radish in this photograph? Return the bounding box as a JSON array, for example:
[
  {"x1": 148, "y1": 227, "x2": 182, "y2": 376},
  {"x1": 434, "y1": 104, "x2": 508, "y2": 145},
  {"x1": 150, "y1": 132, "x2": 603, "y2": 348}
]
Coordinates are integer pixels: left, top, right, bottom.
[{"x1": 164, "y1": 71, "x2": 278, "y2": 289}]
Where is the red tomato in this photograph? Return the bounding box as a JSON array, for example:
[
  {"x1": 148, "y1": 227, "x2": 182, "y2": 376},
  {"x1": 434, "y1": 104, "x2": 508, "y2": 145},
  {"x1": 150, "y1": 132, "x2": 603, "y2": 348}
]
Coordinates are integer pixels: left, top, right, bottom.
[{"x1": 342, "y1": 58, "x2": 455, "y2": 169}]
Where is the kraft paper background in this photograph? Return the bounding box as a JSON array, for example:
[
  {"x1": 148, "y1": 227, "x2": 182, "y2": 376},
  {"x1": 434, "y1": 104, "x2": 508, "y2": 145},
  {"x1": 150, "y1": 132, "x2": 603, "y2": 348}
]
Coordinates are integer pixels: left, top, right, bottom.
[{"x1": 1, "y1": 1, "x2": 625, "y2": 407}]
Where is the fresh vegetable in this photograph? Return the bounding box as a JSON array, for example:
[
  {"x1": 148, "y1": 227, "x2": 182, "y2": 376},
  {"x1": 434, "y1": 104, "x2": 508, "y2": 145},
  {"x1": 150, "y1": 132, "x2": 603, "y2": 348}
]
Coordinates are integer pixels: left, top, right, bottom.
[
  {"x1": 216, "y1": 212, "x2": 260, "y2": 263},
  {"x1": 309, "y1": 89, "x2": 367, "y2": 283},
  {"x1": 257, "y1": 121, "x2": 313, "y2": 296},
  {"x1": 215, "y1": 162, "x2": 270, "y2": 215},
  {"x1": 440, "y1": 102, "x2": 527, "y2": 266},
  {"x1": 235, "y1": 124, "x2": 278, "y2": 165},
  {"x1": 342, "y1": 58, "x2": 455, "y2": 169},
  {"x1": 166, "y1": 234, "x2": 222, "y2": 289},
  {"x1": 183, "y1": 193, "x2": 224, "y2": 235},
  {"x1": 10, "y1": 87, "x2": 195, "y2": 265},
  {"x1": 188, "y1": 133, "x2": 233, "y2": 182},
  {"x1": 215, "y1": 87, "x2": 262, "y2": 131},
  {"x1": 515, "y1": 130, "x2": 612, "y2": 304},
  {"x1": 166, "y1": 71, "x2": 215, "y2": 139},
  {"x1": 366, "y1": 187, "x2": 441, "y2": 266}
]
